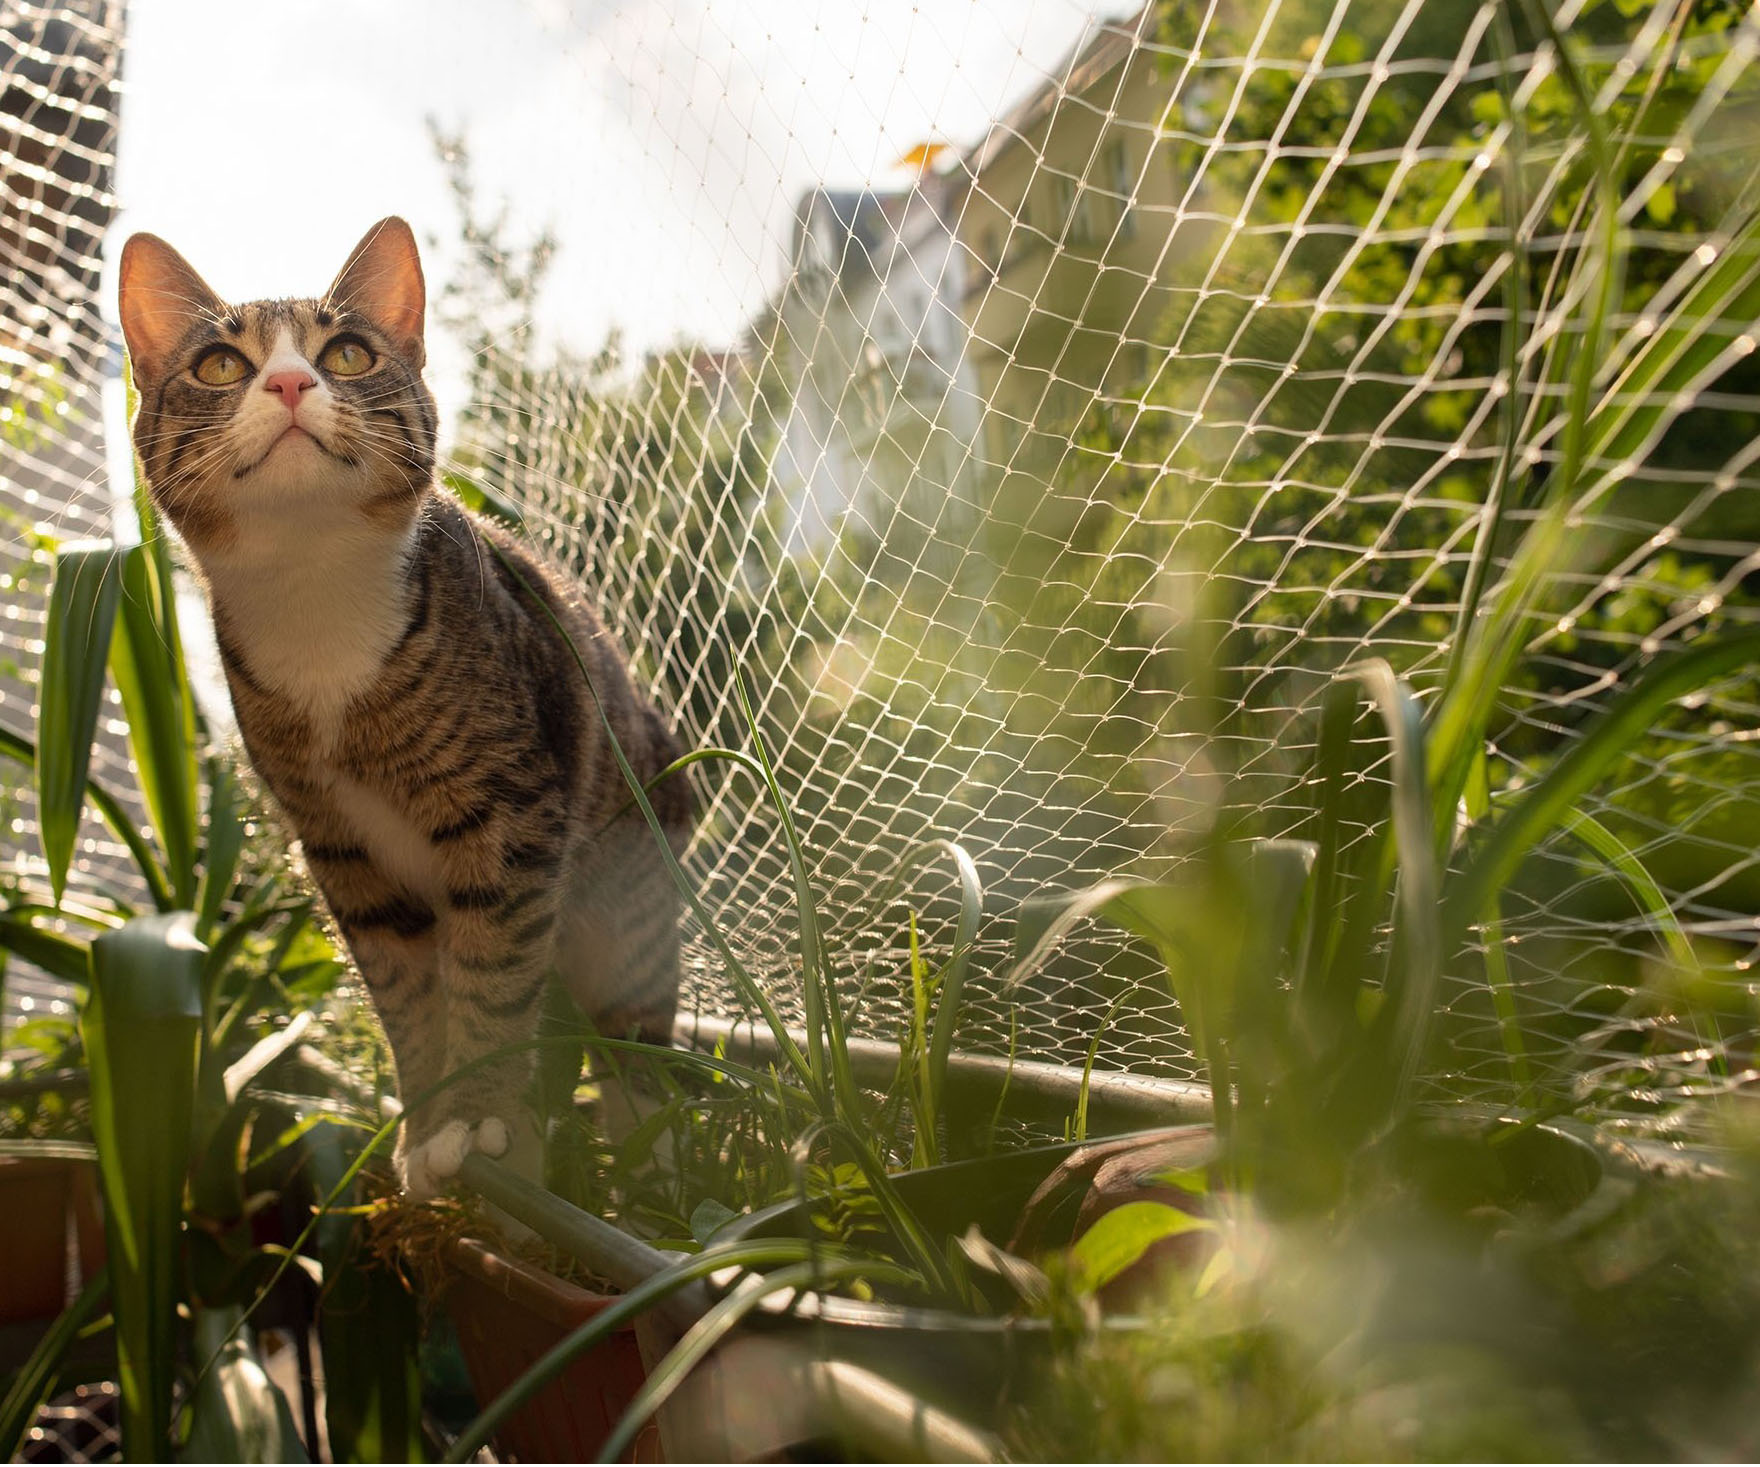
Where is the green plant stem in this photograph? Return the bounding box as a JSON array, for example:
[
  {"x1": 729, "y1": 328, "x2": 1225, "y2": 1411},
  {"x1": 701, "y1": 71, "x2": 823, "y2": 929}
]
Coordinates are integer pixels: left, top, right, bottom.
[
  {"x1": 1429, "y1": 0, "x2": 1625, "y2": 838},
  {"x1": 1445, "y1": 628, "x2": 1760, "y2": 950},
  {"x1": 734, "y1": 672, "x2": 842, "y2": 1112},
  {"x1": 1466, "y1": 751, "x2": 1532, "y2": 1106},
  {"x1": 1443, "y1": 0, "x2": 1528, "y2": 695}
]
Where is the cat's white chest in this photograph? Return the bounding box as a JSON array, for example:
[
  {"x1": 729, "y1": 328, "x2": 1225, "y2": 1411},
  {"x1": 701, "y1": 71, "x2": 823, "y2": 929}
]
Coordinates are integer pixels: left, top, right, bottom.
[{"x1": 205, "y1": 520, "x2": 415, "y2": 749}]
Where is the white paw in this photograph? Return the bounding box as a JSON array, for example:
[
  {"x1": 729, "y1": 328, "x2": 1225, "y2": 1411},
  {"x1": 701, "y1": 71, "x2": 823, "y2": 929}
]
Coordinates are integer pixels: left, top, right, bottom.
[
  {"x1": 401, "y1": 1119, "x2": 473, "y2": 1201},
  {"x1": 475, "y1": 1117, "x2": 510, "y2": 1158}
]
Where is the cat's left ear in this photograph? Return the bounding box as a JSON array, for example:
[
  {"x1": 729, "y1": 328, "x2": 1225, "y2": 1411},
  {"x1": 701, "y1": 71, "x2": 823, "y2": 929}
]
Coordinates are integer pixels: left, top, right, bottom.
[
  {"x1": 326, "y1": 217, "x2": 426, "y2": 366},
  {"x1": 119, "y1": 234, "x2": 225, "y2": 384}
]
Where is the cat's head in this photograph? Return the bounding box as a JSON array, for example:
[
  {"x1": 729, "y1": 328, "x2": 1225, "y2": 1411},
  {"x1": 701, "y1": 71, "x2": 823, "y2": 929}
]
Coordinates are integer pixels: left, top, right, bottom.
[{"x1": 118, "y1": 218, "x2": 438, "y2": 555}]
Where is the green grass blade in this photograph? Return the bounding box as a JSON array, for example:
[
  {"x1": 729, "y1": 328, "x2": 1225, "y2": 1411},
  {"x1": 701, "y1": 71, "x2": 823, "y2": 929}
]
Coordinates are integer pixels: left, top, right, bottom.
[
  {"x1": 36, "y1": 542, "x2": 124, "y2": 906},
  {"x1": 1465, "y1": 750, "x2": 1531, "y2": 1106},
  {"x1": 195, "y1": 758, "x2": 246, "y2": 940},
  {"x1": 1073, "y1": 992, "x2": 1128, "y2": 1144},
  {"x1": 923, "y1": 839, "x2": 981, "y2": 1109},
  {"x1": 734, "y1": 671, "x2": 834, "y2": 1103},
  {"x1": 1348, "y1": 661, "x2": 1441, "y2": 1119},
  {"x1": 1561, "y1": 805, "x2": 1724, "y2": 1074},
  {"x1": 1296, "y1": 680, "x2": 1356, "y2": 992},
  {"x1": 1446, "y1": 628, "x2": 1760, "y2": 950},
  {"x1": 82, "y1": 912, "x2": 206, "y2": 1461},
  {"x1": 110, "y1": 543, "x2": 200, "y2": 907},
  {"x1": 1444, "y1": 2, "x2": 1528, "y2": 695},
  {"x1": 1430, "y1": 0, "x2": 1625, "y2": 837},
  {"x1": 478, "y1": 537, "x2": 817, "y2": 1093},
  {"x1": 1583, "y1": 200, "x2": 1760, "y2": 477},
  {"x1": 821, "y1": 1118, "x2": 961, "y2": 1301},
  {"x1": 904, "y1": 911, "x2": 939, "y2": 1168},
  {"x1": 1559, "y1": 808, "x2": 1697, "y2": 976}
]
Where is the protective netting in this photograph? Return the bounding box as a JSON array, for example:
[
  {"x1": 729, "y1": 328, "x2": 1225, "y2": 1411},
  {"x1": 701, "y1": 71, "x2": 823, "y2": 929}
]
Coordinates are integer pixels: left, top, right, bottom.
[
  {"x1": 6, "y1": 0, "x2": 1760, "y2": 1131},
  {"x1": 459, "y1": 0, "x2": 1760, "y2": 1125},
  {"x1": 0, "y1": 0, "x2": 125, "y2": 1025}
]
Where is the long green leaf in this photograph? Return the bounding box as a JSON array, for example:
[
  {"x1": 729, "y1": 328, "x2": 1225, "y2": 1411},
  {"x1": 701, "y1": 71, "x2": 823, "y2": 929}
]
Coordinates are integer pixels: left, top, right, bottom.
[
  {"x1": 1446, "y1": 628, "x2": 1760, "y2": 948},
  {"x1": 1583, "y1": 201, "x2": 1760, "y2": 477},
  {"x1": 309, "y1": 1113, "x2": 425, "y2": 1466},
  {"x1": 479, "y1": 538, "x2": 814, "y2": 1089},
  {"x1": 1429, "y1": 0, "x2": 1626, "y2": 841},
  {"x1": 83, "y1": 912, "x2": 206, "y2": 1461},
  {"x1": 1349, "y1": 661, "x2": 1441, "y2": 1117},
  {"x1": 735, "y1": 672, "x2": 834, "y2": 1103},
  {"x1": 1308, "y1": 681, "x2": 1392, "y2": 1041},
  {"x1": 0, "y1": 909, "x2": 93, "y2": 985},
  {"x1": 1465, "y1": 750, "x2": 1531, "y2": 1105},
  {"x1": 196, "y1": 758, "x2": 246, "y2": 939},
  {"x1": 110, "y1": 542, "x2": 200, "y2": 906},
  {"x1": 36, "y1": 542, "x2": 124, "y2": 906},
  {"x1": 1560, "y1": 808, "x2": 1697, "y2": 976},
  {"x1": 1443, "y1": 1, "x2": 1529, "y2": 697},
  {"x1": 1068, "y1": 1201, "x2": 1215, "y2": 1294},
  {"x1": 923, "y1": 839, "x2": 982, "y2": 1109}
]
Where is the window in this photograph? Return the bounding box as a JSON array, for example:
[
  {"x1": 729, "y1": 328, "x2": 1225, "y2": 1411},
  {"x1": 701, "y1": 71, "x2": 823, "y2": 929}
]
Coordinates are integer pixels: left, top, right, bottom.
[
  {"x1": 976, "y1": 227, "x2": 1001, "y2": 284},
  {"x1": 1047, "y1": 173, "x2": 1079, "y2": 242},
  {"x1": 1105, "y1": 138, "x2": 1136, "y2": 241}
]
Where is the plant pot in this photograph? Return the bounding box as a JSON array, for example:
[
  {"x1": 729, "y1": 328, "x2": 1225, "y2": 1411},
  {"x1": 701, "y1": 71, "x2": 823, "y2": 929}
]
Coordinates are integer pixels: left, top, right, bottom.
[
  {"x1": 710, "y1": 1119, "x2": 1618, "y2": 1438},
  {"x1": 441, "y1": 1236, "x2": 661, "y2": 1462},
  {"x1": 0, "y1": 1155, "x2": 104, "y2": 1325}
]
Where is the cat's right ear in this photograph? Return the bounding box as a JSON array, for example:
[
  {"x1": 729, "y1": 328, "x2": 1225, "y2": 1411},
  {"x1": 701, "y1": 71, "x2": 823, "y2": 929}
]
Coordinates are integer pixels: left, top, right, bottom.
[
  {"x1": 326, "y1": 217, "x2": 426, "y2": 368},
  {"x1": 118, "y1": 234, "x2": 224, "y2": 385}
]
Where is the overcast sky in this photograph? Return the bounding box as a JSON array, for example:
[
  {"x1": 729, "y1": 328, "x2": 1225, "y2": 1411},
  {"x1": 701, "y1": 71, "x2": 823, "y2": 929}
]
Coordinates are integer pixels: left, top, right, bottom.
[{"x1": 111, "y1": 0, "x2": 1124, "y2": 410}]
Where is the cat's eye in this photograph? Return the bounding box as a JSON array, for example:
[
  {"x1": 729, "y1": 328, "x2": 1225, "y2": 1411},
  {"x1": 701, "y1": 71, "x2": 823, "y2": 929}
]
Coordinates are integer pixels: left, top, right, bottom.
[
  {"x1": 319, "y1": 338, "x2": 375, "y2": 377},
  {"x1": 192, "y1": 348, "x2": 249, "y2": 387}
]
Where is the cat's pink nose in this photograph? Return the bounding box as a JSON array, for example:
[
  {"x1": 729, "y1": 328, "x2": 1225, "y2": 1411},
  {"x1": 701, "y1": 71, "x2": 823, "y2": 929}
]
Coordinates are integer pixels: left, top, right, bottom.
[{"x1": 263, "y1": 369, "x2": 316, "y2": 407}]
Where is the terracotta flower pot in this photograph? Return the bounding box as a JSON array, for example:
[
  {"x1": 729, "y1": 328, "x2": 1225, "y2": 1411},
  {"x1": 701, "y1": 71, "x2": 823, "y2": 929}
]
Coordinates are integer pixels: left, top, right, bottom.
[
  {"x1": 442, "y1": 1236, "x2": 661, "y2": 1462},
  {"x1": 0, "y1": 1155, "x2": 104, "y2": 1325}
]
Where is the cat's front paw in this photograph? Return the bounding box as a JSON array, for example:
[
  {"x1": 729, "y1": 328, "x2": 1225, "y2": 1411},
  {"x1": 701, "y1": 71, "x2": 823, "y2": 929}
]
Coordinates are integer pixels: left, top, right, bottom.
[
  {"x1": 475, "y1": 1116, "x2": 510, "y2": 1158},
  {"x1": 399, "y1": 1117, "x2": 523, "y2": 1200},
  {"x1": 401, "y1": 1119, "x2": 473, "y2": 1201}
]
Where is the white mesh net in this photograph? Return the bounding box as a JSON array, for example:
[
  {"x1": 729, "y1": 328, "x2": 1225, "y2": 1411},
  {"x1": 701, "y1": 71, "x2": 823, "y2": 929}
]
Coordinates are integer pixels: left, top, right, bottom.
[
  {"x1": 458, "y1": 0, "x2": 1760, "y2": 1123},
  {"x1": 0, "y1": 0, "x2": 125, "y2": 1025},
  {"x1": 6, "y1": 0, "x2": 1760, "y2": 1129}
]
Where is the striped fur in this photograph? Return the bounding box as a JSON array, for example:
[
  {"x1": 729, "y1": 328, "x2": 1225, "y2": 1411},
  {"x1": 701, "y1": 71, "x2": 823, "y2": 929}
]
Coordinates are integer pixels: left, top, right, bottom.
[{"x1": 119, "y1": 219, "x2": 693, "y2": 1197}]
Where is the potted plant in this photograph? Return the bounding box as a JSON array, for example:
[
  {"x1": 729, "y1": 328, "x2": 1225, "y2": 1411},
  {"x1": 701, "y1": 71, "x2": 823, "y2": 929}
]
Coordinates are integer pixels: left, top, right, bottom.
[
  {"x1": 0, "y1": 1145, "x2": 102, "y2": 1328},
  {"x1": 441, "y1": 1235, "x2": 661, "y2": 1463}
]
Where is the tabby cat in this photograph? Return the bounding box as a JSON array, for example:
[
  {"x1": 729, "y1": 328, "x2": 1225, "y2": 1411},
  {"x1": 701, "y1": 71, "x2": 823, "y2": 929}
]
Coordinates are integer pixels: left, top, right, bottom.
[{"x1": 117, "y1": 218, "x2": 693, "y2": 1197}]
